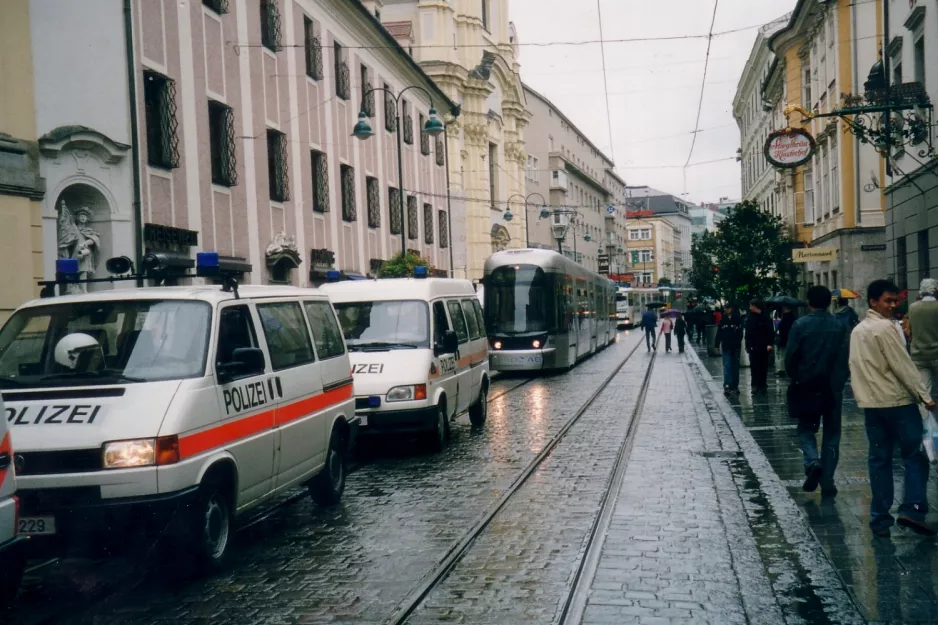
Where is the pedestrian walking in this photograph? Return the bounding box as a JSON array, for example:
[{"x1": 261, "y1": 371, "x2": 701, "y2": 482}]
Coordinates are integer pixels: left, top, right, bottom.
[
  {"x1": 661, "y1": 315, "x2": 674, "y2": 353},
  {"x1": 695, "y1": 309, "x2": 707, "y2": 344},
  {"x1": 785, "y1": 286, "x2": 849, "y2": 496},
  {"x1": 641, "y1": 305, "x2": 657, "y2": 352},
  {"x1": 745, "y1": 298, "x2": 775, "y2": 394},
  {"x1": 849, "y1": 279, "x2": 936, "y2": 537},
  {"x1": 834, "y1": 297, "x2": 860, "y2": 330},
  {"x1": 909, "y1": 278, "x2": 938, "y2": 396},
  {"x1": 675, "y1": 313, "x2": 687, "y2": 353},
  {"x1": 776, "y1": 305, "x2": 797, "y2": 377},
  {"x1": 716, "y1": 303, "x2": 743, "y2": 395}
]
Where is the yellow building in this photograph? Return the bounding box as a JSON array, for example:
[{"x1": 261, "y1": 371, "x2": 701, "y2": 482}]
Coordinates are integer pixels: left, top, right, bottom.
[
  {"x1": 0, "y1": 0, "x2": 45, "y2": 323},
  {"x1": 624, "y1": 218, "x2": 674, "y2": 286},
  {"x1": 764, "y1": 0, "x2": 885, "y2": 303}
]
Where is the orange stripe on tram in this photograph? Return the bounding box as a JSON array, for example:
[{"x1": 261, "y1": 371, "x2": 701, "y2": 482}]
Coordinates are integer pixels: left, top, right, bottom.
[{"x1": 178, "y1": 383, "x2": 353, "y2": 460}]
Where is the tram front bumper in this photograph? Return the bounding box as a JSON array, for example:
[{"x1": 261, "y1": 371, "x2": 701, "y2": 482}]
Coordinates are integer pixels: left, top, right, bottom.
[{"x1": 489, "y1": 348, "x2": 555, "y2": 371}]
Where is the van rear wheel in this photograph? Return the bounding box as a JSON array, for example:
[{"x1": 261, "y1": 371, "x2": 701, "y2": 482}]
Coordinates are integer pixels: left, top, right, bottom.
[
  {"x1": 309, "y1": 428, "x2": 346, "y2": 505},
  {"x1": 469, "y1": 384, "x2": 488, "y2": 426},
  {"x1": 186, "y1": 478, "x2": 233, "y2": 573}
]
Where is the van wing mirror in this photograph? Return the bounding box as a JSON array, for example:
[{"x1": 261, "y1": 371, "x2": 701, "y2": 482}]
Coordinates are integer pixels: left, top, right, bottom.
[
  {"x1": 217, "y1": 347, "x2": 266, "y2": 382},
  {"x1": 442, "y1": 330, "x2": 459, "y2": 354}
]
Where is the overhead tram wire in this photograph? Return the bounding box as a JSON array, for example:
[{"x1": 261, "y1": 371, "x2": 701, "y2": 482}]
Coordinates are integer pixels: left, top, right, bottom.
[
  {"x1": 595, "y1": 0, "x2": 615, "y2": 164},
  {"x1": 683, "y1": 0, "x2": 720, "y2": 174}
]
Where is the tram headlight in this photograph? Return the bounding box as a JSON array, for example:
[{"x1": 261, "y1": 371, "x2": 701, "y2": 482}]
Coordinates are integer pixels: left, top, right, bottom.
[
  {"x1": 493, "y1": 340, "x2": 502, "y2": 350},
  {"x1": 532, "y1": 339, "x2": 541, "y2": 349}
]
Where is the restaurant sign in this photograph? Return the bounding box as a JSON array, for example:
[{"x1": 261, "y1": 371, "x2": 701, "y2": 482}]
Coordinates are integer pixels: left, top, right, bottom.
[
  {"x1": 625, "y1": 210, "x2": 654, "y2": 218},
  {"x1": 764, "y1": 127, "x2": 816, "y2": 169},
  {"x1": 792, "y1": 247, "x2": 836, "y2": 263}
]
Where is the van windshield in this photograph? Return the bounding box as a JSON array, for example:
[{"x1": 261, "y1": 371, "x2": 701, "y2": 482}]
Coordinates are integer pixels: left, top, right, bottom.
[
  {"x1": 333, "y1": 300, "x2": 430, "y2": 350},
  {"x1": 0, "y1": 300, "x2": 212, "y2": 388}
]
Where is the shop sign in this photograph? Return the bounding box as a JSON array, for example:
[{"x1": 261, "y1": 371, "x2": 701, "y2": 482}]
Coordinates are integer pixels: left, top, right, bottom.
[
  {"x1": 626, "y1": 210, "x2": 654, "y2": 218},
  {"x1": 598, "y1": 254, "x2": 610, "y2": 274},
  {"x1": 143, "y1": 223, "x2": 198, "y2": 248},
  {"x1": 792, "y1": 247, "x2": 836, "y2": 263},
  {"x1": 764, "y1": 128, "x2": 816, "y2": 169},
  {"x1": 861, "y1": 244, "x2": 887, "y2": 252}
]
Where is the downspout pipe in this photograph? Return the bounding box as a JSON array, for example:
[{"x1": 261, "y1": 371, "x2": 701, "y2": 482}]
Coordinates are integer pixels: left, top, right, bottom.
[
  {"x1": 124, "y1": 0, "x2": 144, "y2": 286},
  {"x1": 853, "y1": 0, "x2": 861, "y2": 225}
]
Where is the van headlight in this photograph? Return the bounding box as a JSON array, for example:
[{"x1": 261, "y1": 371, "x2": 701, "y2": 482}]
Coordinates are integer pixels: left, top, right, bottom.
[
  {"x1": 386, "y1": 384, "x2": 427, "y2": 402},
  {"x1": 103, "y1": 436, "x2": 179, "y2": 468}
]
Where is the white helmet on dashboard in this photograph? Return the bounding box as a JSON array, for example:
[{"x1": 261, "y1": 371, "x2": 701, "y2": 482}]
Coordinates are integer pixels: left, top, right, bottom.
[{"x1": 54, "y1": 333, "x2": 103, "y2": 371}]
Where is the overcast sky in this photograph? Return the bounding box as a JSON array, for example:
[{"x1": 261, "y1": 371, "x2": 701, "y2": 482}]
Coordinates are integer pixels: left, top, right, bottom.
[{"x1": 510, "y1": 0, "x2": 796, "y2": 204}]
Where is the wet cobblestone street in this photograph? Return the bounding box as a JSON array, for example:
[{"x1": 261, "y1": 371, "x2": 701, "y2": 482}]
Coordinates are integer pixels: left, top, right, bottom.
[{"x1": 4, "y1": 330, "x2": 934, "y2": 624}]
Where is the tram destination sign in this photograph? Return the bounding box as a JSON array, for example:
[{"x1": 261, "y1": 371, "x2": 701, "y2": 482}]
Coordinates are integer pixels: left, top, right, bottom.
[{"x1": 764, "y1": 128, "x2": 816, "y2": 169}]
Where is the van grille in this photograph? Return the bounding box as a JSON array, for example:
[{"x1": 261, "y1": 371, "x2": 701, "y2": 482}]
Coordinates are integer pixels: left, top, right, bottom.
[
  {"x1": 15, "y1": 449, "x2": 101, "y2": 476},
  {"x1": 355, "y1": 398, "x2": 371, "y2": 410}
]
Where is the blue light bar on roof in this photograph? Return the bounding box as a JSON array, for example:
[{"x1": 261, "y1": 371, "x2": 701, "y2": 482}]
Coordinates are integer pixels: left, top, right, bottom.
[
  {"x1": 196, "y1": 251, "x2": 220, "y2": 277},
  {"x1": 414, "y1": 265, "x2": 428, "y2": 279},
  {"x1": 326, "y1": 270, "x2": 341, "y2": 282},
  {"x1": 56, "y1": 258, "x2": 79, "y2": 275}
]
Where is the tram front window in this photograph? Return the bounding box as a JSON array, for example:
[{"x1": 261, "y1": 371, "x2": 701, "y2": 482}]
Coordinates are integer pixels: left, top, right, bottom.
[{"x1": 485, "y1": 265, "x2": 558, "y2": 335}]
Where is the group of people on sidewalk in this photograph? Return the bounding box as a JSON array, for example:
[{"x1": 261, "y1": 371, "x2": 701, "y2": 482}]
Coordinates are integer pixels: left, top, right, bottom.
[
  {"x1": 640, "y1": 307, "x2": 689, "y2": 354},
  {"x1": 713, "y1": 281, "x2": 938, "y2": 537}
]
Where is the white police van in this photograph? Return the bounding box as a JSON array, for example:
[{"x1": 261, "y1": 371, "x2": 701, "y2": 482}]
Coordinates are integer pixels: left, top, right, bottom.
[
  {"x1": 320, "y1": 268, "x2": 489, "y2": 449},
  {"x1": 0, "y1": 253, "x2": 356, "y2": 570},
  {"x1": 0, "y1": 393, "x2": 26, "y2": 608}
]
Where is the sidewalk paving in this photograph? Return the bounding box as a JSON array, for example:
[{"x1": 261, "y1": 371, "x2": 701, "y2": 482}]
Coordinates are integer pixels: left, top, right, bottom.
[
  {"x1": 692, "y1": 336, "x2": 938, "y2": 624},
  {"x1": 579, "y1": 343, "x2": 863, "y2": 625}
]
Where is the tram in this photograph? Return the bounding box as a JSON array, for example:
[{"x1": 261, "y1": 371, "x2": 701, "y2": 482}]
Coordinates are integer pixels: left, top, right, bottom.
[{"x1": 483, "y1": 249, "x2": 617, "y2": 372}]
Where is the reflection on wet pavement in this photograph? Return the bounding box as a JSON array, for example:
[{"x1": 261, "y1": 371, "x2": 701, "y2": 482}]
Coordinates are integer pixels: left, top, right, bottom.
[{"x1": 693, "y1": 339, "x2": 938, "y2": 624}]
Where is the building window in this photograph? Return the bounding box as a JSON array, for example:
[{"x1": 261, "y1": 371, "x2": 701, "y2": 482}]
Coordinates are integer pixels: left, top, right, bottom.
[
  {"x1": 260, "y1": 0, "x2": 282, "y2": 52},
  {"x1": 488, "y1": 143, "x2": 498, "y2": 210},
  {"x1": 402, "y1": 101, "x2": 413, "y2": 144},
  {"x1": 526, "y1": 155, "x2": 539, "y2": 182},
  {"x1": 389, "y1": 186, "x2": 402, "y2": 234},
  {"x1": 435, "y1": 136, "x2": 445, "y2": 166},
  {"x1": 831, "y1": 270, "x2": 838, "y2": 290},
  {"x1": 481, "y1": 0, "x2": 489, "y2": 30},
  {"x1": 303, "y1": 17, "x2": 323, "y2": 80},
  {"x1": 384, "y1": 84, "x2": 396, "y2": 132},
  {"x1": 361, "y1": 64, "x2": 374, "y2": 116},
  {"x1": 920, "y1": 229, "x2": 930, "y2": 282},
  {"x1": 334, "y1": 42, "x2": 350, "y2": 100},
  {"x1": 819, "y1": 147, "x2": 829, "y2": 217},
  {"x1": 266, "y1": 129, "x2": 289, "y2": 202},
  {"x1": 419, "y1": 113, "x2": 430, "y2": 155},
  {"x1": 897, "y1": 235, "x2": 908, "y2": 290},
  {"x1": 143, "y1": 71, "x2": 180, "y2": 169},
  {"x1": 439, "y1": 210, "x2": 448, "y2": 248},
  {"x1": 208, "y1": 100, "x2": 237, "y2": 186},
  {"x1": 407, "y1": 195, "x2": 418, "y2": 240},
  {"x1": 311, "y1": 150, "x2": 329, "y2": 213},
  {"x1": 548, "y1": 135, "x2": 554, "y2": 151},
  {"x1": 366, "y1": 176, "x2": 380, "y2": 228},
  {"x1": 803, "y1": 161, "x2": 815, "y2": 223},
  {"x1": 803, "y1": 69, "x2": 812, "y2": 109},
  {"x1": 202, "y1": 0, "x2": 228, "y2": 14},
  {"x1": 830, "y1": 135, "x2": 839, "y2": 213},
  {"x1": 340, "y1": 164, "x2": 356, "y2": 222},
  {"x1": 914, "y1": 36, "x2": 926, "y2": 87}
]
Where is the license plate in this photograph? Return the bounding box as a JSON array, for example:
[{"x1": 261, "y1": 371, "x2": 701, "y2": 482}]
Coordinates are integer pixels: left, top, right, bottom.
[
  {"x1": 18, "y1": 516, "x2": 55, "y2": 536},
  {"x1": 359, "y1": 415, "x2": 368, "y2": 427},
  {"x1": 507, "y1": 354, "x2": 542, "y2": 365}
]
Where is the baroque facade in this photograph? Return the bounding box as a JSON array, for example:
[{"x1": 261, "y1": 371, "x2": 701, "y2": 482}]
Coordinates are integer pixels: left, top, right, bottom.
[
  {"x1": 381, "y1": 0, "x2": 530, "y2": 280},
  {"x1": 26, "y1": 0, "x2": 456, "y2": 293}
]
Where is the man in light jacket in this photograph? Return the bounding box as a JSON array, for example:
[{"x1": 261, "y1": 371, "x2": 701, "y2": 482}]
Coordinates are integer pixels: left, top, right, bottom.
[
  {"x1": 909, "y1": 277, "x2": 938, "y2": 396},
  {"x1": 849, "y1": 279, "x2": 936, "y2": 537}
]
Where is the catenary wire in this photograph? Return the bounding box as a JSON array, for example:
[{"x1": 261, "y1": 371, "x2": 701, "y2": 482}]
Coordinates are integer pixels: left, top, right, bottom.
[
  {"x1": 684, "y1": 0, "x2": 720, "y2": 171},
  {"x1": 595, "y1": 0, "x2": 616, "y2": 164}
]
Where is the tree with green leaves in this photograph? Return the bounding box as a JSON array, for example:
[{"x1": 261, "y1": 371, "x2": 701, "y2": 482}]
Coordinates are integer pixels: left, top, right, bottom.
[
  {"x1": 690, "y1": 200, "x2": 799, "y2": 304},
  {"x1": 377, "y1": 251, "x2": 436, "y2": 278},
  {"x1": 657, "y1": 276, "x2": 672, "y2": 287}
]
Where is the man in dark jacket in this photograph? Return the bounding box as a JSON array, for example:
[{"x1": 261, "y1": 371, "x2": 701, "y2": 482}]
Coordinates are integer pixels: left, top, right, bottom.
[
  {"x1": 785, "y1": 285, "x2": 849, "y2": 496},
  {"x1": 641, "y1": 305, "x2": 657, "y2": 352},
  {"x1": 775, "y1": 306, "x2": 797, "y2": 376},
  {"x1": 716, "y1": 303, "x2": 744, "y2": 394},
  {"x1": 745, "y1": 298, "x2": 775, "y2": 393}
]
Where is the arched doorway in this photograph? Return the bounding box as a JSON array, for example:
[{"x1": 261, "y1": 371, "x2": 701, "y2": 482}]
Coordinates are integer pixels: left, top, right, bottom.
[{"x1": 54, "y1": 183, "x2": 113, "y2": 292}]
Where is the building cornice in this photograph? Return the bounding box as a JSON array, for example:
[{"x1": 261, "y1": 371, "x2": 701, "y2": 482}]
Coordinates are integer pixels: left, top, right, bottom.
[{"x1": 524, "y1": 82, "x2": 616, "y2": 169}]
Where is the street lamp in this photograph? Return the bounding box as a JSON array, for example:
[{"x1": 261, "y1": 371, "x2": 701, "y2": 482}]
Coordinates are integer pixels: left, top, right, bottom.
[
  {"x1": 353, "y1": 85, "x2": 445, "y2": 259},
  {"x1": 502, "y1": 192, "x2": 547, "y2": 248}
]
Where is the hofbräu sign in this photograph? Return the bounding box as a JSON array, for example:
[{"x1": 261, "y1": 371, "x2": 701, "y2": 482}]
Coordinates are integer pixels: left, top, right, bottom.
[{"x1": 764, "y1": 128, "x2": 816, "y2": 169}]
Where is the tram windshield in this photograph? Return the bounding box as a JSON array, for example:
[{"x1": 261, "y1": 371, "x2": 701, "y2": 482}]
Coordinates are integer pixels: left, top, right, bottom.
[{"x1": 485, "y1": 265, "x2": 559, "y2": 335}]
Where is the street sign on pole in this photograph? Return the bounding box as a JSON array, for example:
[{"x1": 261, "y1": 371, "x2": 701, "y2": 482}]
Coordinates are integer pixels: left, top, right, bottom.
[{"x1": 597, "y1": 253, "x2": 610, "y2": 274}]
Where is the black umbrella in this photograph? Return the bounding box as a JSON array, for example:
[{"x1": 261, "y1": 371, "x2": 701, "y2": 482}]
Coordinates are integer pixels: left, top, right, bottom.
[
  {"x1": 646, "y1": 301, "x2": 668, "y2": 308},
  {"x1": 767, "y1": 295, "x2": 805, "y2": 307}
]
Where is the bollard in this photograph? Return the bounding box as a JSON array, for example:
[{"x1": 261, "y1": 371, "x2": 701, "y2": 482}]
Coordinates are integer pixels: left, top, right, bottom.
[{"x1": 705, "y1": 324, "x2": 719, "y2": 356}]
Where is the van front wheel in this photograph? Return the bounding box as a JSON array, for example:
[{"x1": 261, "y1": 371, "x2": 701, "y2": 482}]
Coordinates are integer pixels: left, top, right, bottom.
[
  {"x1": 186, "y1": 478, "x2": 232, "y2": 573},
  {"x1": 309, "y1": 428, "x2": 346, "y2": 505},
  {"x1": 469, "y1": 384, "x2": 488, "y2": 426}
]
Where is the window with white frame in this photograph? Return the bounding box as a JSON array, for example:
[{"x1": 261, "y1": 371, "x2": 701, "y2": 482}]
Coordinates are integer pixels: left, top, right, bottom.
[
  {"x1": 826, "y1": 11, "x2": 837, "y2": 103},
  {"x1": 820, "y1": 144, "x2": 829, "y2": 217},
  {"x1": 804, "y1": 161, "x2": 815, "y2": 224},
  {"x1": 914, "y1": 35, "x2": 926, "y2": 87},
  {"x1": 629, "y1": 228, "x2": 651, "y2": 241},
  {"x1": 830, "y1": 134, "x2": 839, "y2": 213},
  {"x1": 526, "y1": 155, "x2": 539, "y2": 182}
]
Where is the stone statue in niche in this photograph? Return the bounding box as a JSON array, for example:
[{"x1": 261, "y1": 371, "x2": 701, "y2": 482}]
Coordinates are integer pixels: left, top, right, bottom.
[{"x1": 57, "y1": 201, "x2": 101, "y2": 293}]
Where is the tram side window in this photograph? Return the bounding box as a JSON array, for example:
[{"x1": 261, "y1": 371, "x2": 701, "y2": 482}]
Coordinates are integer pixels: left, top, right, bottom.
[{"x1": 446, "y1": 300, "x2": 470, "y2": 344}]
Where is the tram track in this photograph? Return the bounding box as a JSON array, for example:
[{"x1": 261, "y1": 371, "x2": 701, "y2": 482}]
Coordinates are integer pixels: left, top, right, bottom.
[{"x1": 382, "y1": 334, "x2": 653, "y2": 625}]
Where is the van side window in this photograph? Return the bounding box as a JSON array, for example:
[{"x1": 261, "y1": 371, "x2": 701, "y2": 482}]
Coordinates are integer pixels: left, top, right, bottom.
[
  {"x1": 432, "y1": 300, "x2": 450, "y2": 346},
  {"x1": 303, "y1": 301, "x2": 346, "y2": 359},
  {"x1": 216, "y1": 305, "x2": 260, "y2": 370},
  {"x1": 257, "y1": 302, "x2": 315, "y2": 370},
  {"x1": 461, "y1": 299, "x2": 481, "y2": 340},
  {"x1": 446, "y1": 300, "x2": 469, "y2": 344},
  {"x1": 471, "y1": 299, "x2": 486, "y2": 338}
]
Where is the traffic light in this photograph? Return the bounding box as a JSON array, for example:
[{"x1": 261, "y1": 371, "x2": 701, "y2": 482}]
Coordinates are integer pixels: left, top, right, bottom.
[{"x1": 712, "y1": 266, "x2": 719, "y2": 274}]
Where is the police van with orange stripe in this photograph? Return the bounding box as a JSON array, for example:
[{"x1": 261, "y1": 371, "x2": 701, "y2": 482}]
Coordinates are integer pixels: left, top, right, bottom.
[
  {"x1": 0, "y1": 253, "x2": 355, "y2": 570},
  {"x1": 321, "y1": 267, "x2": 489, "y2": 449},
  {"x1": 0, "y1": 394, "x2": 26, "y2": 607}
]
